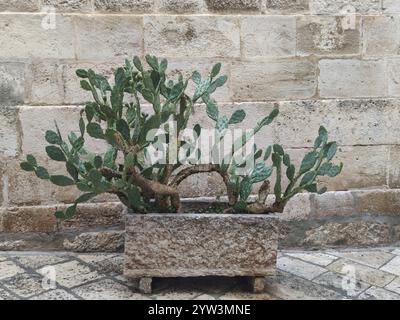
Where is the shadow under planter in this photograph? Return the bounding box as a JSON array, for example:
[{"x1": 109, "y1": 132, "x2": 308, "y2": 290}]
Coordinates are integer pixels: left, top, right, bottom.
[{"x1": 123, "y1": 213, "x2": 280, "y2": 294}]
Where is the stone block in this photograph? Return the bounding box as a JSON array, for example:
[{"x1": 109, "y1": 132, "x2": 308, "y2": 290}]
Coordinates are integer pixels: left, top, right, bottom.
[
  {"x1": 241, "y1": 16, "x2": 296, "y2": 58},
  {"x1": 303, "y1": 222, "x2": 391, "y2": 247},
  {"x1": 382, "y1": 0, "x2": 400, "y2": 13},
  {"x1": 275, "y1": 99, "x2": 400, "y2": 148},
  {"x1": 296, "y1": 16, "x2": 360, "y2": 55},
  {"x1": 363, "y1": 16, "x2": 400, "y2": 57},
  {"x1": 124, "y1": 213, "x2": 279, "y2": 278},
  {"x1": 94, "y1": 0, "x2": 154, "y2": 12},
  {"x1": 313, "y1": 191, "x2": 354, "y2": 218},
  {"x1": 0, "y1": 62, "x2": 26, "y2": 105},
  {"x1": 144, "y1": 16, "x2": 240, "y2": 58},
  {"x1": 42, "y1": 0, "x2": 93, "y2": 12},
  {"x1": 264, "y1": 0, "x2": 309, "y2": 13},
  {"x1": 319, "y1": 59, "x2": 386, "y2": 98},
  {"x1": 27, "y1": 60, "x2": 64, "y2": 105},
  {"x1": 387, "y1": 58, "x2": 400, "y2": 97},
  {"x1": 0, "y1": 0, "x2": 38, "y2": 12},
  {"x1": 205, "y1": 0, "x2": 261, "y2": 11},
  {"x1": 388, "y1": 145, "x2": 400, "y2": 188},
  {"x1": 0, "y1": 107, "x2": 19, "y2": 157},
  {"x1": 231, "y1": 59, "x2": 317, "y2": 101},
  {"x1": 309, "y1": 0, "x2": 381, "y2": 14},
  {"x1": 74, "y1": 15, "x2": 143, "y2": 61},
  {"x1": 157, "y1": 0, "x2": 204, "y2": 13},
  {"x1": 1, "y1": 206, "x2": 57, "y2": 233},
  {"x1": 0, "y1": 14, "x2": 75, "y2": 59},
  {"x1": 354, "y1": 190, "x2": 400, "y2": 216},
  {"x1": 63, "y1": 230, "x2": 125, "y2": 252}
]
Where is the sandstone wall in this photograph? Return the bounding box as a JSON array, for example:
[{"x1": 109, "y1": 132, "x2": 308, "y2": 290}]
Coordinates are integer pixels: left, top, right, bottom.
[{"x1": 1, "y1": 0, "x2": 400, "y2": 250}]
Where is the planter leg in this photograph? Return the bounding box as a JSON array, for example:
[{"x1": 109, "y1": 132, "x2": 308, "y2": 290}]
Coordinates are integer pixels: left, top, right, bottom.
[
  {"x1": 249, "y1": 277, "x2": 265, "y2": 293},
  {"x1": 138, "y1": 277, "x2": 153, "y2": 294}
]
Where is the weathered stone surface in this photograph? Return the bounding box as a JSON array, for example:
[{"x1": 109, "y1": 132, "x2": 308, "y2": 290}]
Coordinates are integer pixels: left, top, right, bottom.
[
  {"x1": 331, "y1": 250, "x2": 395, "y2": 269},
  {"x1": 74, "y1": 15, "x2": 143, "y2": 61},
  {"x1": 205, "y1": 0, "x2": 260, "y2": 11},
  {"x1": 59, "y1": 202, "x2": 125, "y2": 231},
  {"x1": 157, "y1": 0, "x2": 204, "y2": 13},
  {"x1": 0, "y1": 14, "x2": 75, "y2": 59},
  {"x1": 0, "y1": 240, "x2": 27, "y2": 251},
  {"x1": 241, "y1": 16, "x2": 296, "y2": 58},
  {"x1": 0, "y1": 62, "x2": 26, "y2": 105},
  {"x1": 385, "y1": 276, "x2": 400, "y2": 294},
  {"x1": 1, "y1": 206, "x2": 57, "y2": 233},
  {"x1": 63, "y1": 230, "x2": 125, "y2": 252},
  {"x1": 264, "y1": 0, "x2": 309, "y2": 13},
  {"x1": 303, "y1": 222, "x2": 391, "y2": 247},
  {"x1": 314, "y1": 191, "x2": 354, "y2": 218},
  {"x1": 30, "y1": 289, "x2": 77, "y2": 300},
  {"x1": 264, "y1": 270, "x2": 344, "y2": 299},
  {"x1": 14, "y1": 254, "x2": 68, "y2": 269},
  {"x1": 72, "y1": 278, "x2": 148, "y2": 300},
  {"x1": 278, "y1": 256, "x2": 326, "y2": 280},
  {"x1": 318, "y1": 145, "x2": 388, "y2": 190},
  {"x1": 328, "y1": 259, "x2": 395, "y2": 287},
  {"x1": 2, "y1": 273, "x2": 46, "y2": 298},
  {"x1": 0, "y1": 260, "x2": 25, "y2": 280},
  {"x1": 359, "y1": 286, "x2": 400, "y2": 300},
  {"x1": 78, "y1": 253, "x2": 123, "y2": 274},
  {"x1": 284, "y1": 251, "x2": 338, "y2": 266},
  {"x1": 313, "y1": 271, "x2": 370, "y2": 297},
  {"x1": 62, "y1": 62, "x2": 116, "y2": 105},
  {"x1": 0, "y1": 107, "x2": 19, "y2": 157},
  {"x1": 389, "y1": 145, "x2": 400, "y2": 188},
  {"x1": 94, "y1": 0, "x2": 154, "y2": 12},
  {"x1": 27, "y1": 60, "x2": 64, "y2": 105},
  {"x1": 387, "y1": 58, "x2": 400, "y2": 97},
  {"x1": 144, "y1": 16, "x2": 240, "y2": 58},
  {"x1": 231, "y1": 59, "x2": 316, "y2": 101},
  {"x1": 310, "y1": 0, "x2": 381, "y2": 14},
  {"x1": 42, "y1": 0, "x2": 92, "y2": 12},
  {"x1": 125, "y1": 214, "x2": 279, "y2": 278},
  {"x1": 276, "y1": 99, "x2": 400, "y2": 147},
  {"x1": 0, "y1": 0, "x2": 38, "y2": 12},
  {"x1": 383, "y1": 0, "x2": 400, "y2": 13},
  {"x1": 166, "y1": 58, "x2": 231, "y2": 102},
  {"x1": 319, "y1": 59, "x2": 386, "y2": 98},
  {"x1": 354, "y1": 190, "x2": 400, "y2": 216},
  {"x1": 281, "y1": 193, "x2": 311, "y2": 221},
  {"x1": 363, "y1": 16, "x2": 400, "y2": 56},
  {"x1": 380, "y1": 256, "x2": 400, "y2": 276},
  {"x1": 296, "y1": 16, "x2": 360, "y2": 55}
]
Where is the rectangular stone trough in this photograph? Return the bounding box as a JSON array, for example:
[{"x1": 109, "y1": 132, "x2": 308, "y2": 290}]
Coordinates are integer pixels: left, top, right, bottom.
[{"x1": 124, "y1": 213, "x2": 280, "y2": 293}]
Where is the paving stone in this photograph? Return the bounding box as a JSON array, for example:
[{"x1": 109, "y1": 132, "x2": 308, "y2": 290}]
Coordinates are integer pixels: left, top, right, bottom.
[
  {"x1": 313, "y1": 271, "x2": 370, "y2": 297},
  {"x1": 0, "y1": 261, "x2": 25, "y2": 280},
  {"x1": 284, "y1": 252, "x2": 338, "y2": 267},
  {"x1": 30, "y1": 289, "x2": 77, "y2": 300},
  {"x1": 0, "y1": 287, "x2": 16, "y2": 300},
  {"x1": 385, "y1": 277, "x2": 400, "y2": 295},
  {"x1": 13, "y1": 254, "x2": 69, "y2": 270},
  {"x1": 264, "y1": 271, "x2": 344, "y2": 300},
  {"x1": 331, "y1": 250, "x2": 395, "y2": 269},
  {"x1": 45, "y1": 261, "x2": 102, "y2": 288},
  {"x1": 72, "y1": 279, "x2": 149, "y2": 300},
  {"x1": 77, "y1": 254, "x2": 123, "y2": 274},
  {"x1": 358, "y1": 286, "x2": 400, "y2": 300},
  {"x1": 392, "y1": 248, "x2": 400, "y2": 255},
  {"x1": 277, "y1": 256, "x2": 327, "y2": 280},
  {"x1": 151, "y1": 290, "x2": 202, "y2": 300},
  {"x1": 2, "y1": 274, "x2": 46, "y2": 298},
  {"x1": 327, "y1": 259, "x2": 396, "y2": 287},
  {"x1": 380, "y1": 256, "x2": 400, "y2": 276}
]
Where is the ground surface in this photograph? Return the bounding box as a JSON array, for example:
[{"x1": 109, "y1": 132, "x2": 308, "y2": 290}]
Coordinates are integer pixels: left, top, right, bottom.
[{"x1": 0, "y1": 247, "x2": 399, "y2": 300}]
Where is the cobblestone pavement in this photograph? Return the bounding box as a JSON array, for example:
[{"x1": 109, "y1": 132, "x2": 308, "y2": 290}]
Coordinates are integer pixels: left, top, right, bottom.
[{"x1": 0, "y1": 247, "x2": 399, "y2": 300}]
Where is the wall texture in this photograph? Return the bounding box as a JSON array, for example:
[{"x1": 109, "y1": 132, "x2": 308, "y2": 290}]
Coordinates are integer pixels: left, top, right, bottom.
[{"x1": 1, "y1": 0, "x2": 400, "y2": 250}]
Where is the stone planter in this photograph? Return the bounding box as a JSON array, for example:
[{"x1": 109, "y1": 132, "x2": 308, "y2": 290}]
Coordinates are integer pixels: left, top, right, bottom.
[{"x1": 124, "y1": 213, "x2": 280, "y2": 294}]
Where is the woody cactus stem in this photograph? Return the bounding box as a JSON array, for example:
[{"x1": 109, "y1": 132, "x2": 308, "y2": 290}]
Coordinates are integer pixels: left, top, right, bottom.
[{"x1": 20, "y1": 55, "x2": 342, "y2": 218}]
